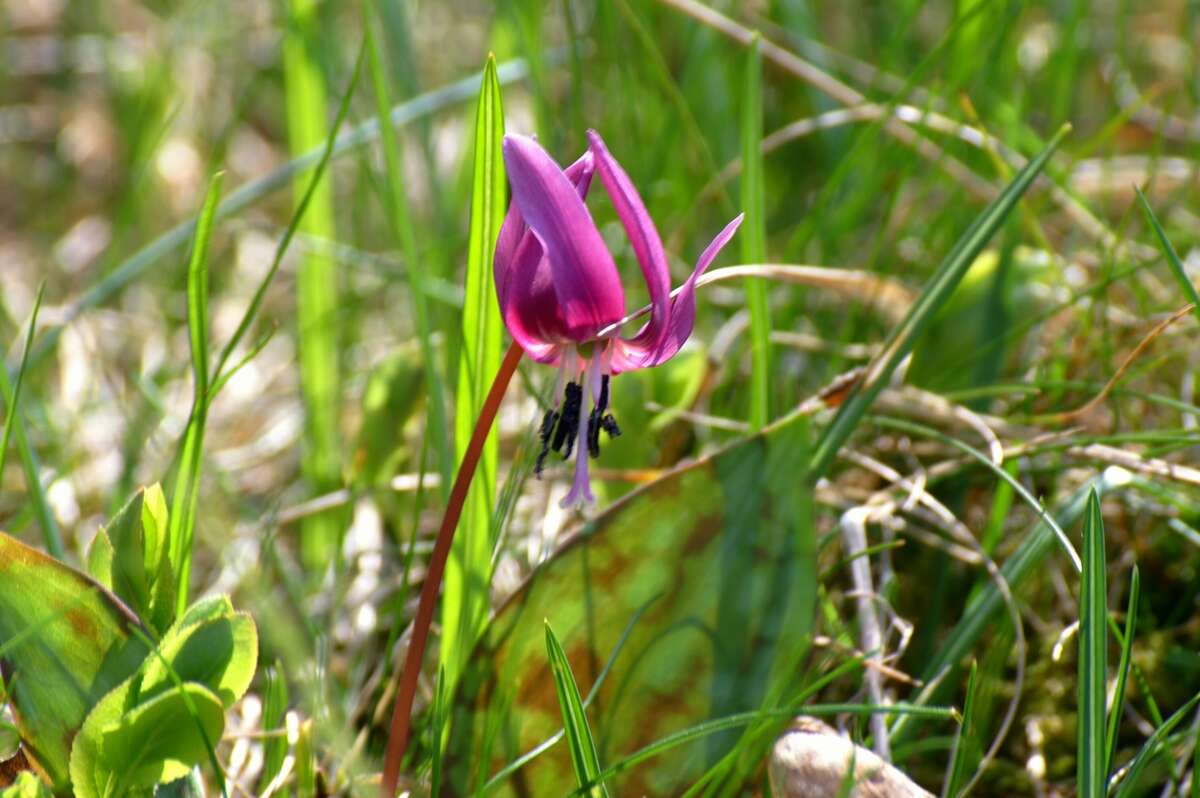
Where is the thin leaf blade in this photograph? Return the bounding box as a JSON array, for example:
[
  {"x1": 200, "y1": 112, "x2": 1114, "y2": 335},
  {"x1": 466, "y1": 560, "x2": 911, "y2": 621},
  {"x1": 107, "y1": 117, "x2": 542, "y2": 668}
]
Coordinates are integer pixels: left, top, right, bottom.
[{"x1": 1078, "y1": 489, "x2": 1107, "y2": 798}]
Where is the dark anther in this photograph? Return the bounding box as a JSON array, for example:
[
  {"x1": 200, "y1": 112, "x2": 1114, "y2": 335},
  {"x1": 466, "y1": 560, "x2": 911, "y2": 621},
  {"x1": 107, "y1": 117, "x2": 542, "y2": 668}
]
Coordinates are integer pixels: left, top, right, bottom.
[
  {"x1": 597, "y1": 374, "x2": 610, "y2": 412},
  {"x1": 600, "y1": 413, "x2": 621, "y2": 438},
  {"x1": 587, "y1": 408, "x2": 602, "y2": 458},
  {"x1": 553, "y1": 382, "x2": 582, "y2": 459},
  {"x1": 535, "y1": 408, "x2": 559, "y2": 477}
]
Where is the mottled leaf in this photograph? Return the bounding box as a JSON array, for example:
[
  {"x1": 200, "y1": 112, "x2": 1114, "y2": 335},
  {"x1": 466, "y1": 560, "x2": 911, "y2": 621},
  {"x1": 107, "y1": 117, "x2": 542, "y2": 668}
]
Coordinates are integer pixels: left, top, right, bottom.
[
  {"x1": 447, "y1": 420, "x2": 816, "y2": 795},
  {"x1": 0, "y1": 532, "x2": 149, "y2": 791}
]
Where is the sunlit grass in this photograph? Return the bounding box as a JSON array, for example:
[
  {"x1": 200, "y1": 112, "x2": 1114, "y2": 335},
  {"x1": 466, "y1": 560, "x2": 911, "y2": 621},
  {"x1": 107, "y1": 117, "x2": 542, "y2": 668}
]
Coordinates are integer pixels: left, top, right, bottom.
[{"x1": 1, "y1": 1, "x2": 1199, "y2": 796}]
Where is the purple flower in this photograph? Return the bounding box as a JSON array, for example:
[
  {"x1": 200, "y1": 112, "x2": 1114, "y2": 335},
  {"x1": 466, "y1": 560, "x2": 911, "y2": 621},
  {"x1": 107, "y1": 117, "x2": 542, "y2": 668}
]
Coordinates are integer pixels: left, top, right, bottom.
[{"x1": 495, "y1": 129, "x2": 742, "y2": 508}]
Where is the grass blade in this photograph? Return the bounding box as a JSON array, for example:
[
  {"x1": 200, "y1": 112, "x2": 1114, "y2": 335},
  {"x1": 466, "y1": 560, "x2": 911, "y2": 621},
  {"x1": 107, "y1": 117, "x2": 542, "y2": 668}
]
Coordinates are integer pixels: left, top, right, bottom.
[
  {"x1": 168, "y1": 171, "x2": 223, "y2": 615},
  {"x1": 1106, "y1": 565, "x2": 1139, "y2": 776},
  {"x1": 943, "y1": 660, "x2": 981, "y2": 798},
  {"x1": 362, "y1": 2, "x2": 454, "y2": 499},
  {"x1": 574, "y1": 703, "x2": 953, "y2": 793},
  {"x1": 806, "y1": 124, "x2": 1071, "y2": 480},
  {"x1": 1078, "y1": 489, "x2": 1108, "y2": 798},
  {"x1": 429, "y1": 665, "x2": 450, "y2": 798},
  {"x1": 0, "y1": 282, "x2": 44, "y2": 486},
  {"x1": 741, "y1": 34, "x2": 771, "y2": 430},
  {"x1": 545, "y1": 621, "x2": 609, "y2": 798},
  {"x1": 1113, "y1": 692, "x2": 1200, "y2": 797},
  {"x1": 1135, "y1": 187, "x2": 1200, "y2": 326},
  {"x1": 257, "y1": 660, "x2": 290, "y2": 794},
  {"x1": 892, "y1": 468, "x2": 1121, "y2": 744},
  {"x1": 443, "y1": 54, "x2": 507, "y2": 686},
  {"x1": 0, "y1": 283, "x2": 61, "y2": 557},
  {"x1": 284, "y1": 0, "x2": 345, "y2": 570}
]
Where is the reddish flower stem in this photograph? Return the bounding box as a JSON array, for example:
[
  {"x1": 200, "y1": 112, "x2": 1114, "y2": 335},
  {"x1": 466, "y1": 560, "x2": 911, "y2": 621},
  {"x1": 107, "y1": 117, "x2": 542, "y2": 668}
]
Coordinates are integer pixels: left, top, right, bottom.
[{"x1": 380, "y1": 339, "x2": 524, "y2": 797}]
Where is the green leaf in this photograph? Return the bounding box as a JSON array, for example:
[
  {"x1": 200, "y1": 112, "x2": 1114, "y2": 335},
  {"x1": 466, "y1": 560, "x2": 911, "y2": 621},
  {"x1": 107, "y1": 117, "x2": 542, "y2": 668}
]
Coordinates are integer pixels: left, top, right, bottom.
[
  {"x1": 0, "y1": 771, "x2": 53, "y2": 798},
  {"x1": 444, "y1": 52, "x2": 507, "y2": 689},
  {"x1": 942, "y1": 661, "x2": 980, "y2": 798},
  {"x1": 70, "y1": 681, "x2": 224, "y2": 798},
  {"x1": 0, "y1": 283, "x2": 63, "y2": 558},
  {"x1": 892, "y1": 468, "x2": 1121, "y2": 745},
  {"x1": 1135, "y1": 187, "x2": 1200, "y2": 326},
  {"x1": 362, "y1": 6, "x2": 453, "y2": 503},
  {"x1": 0, "y1": 532, "x2": 149, "y2": 791},
  {"x1": 257, "y1": 661, "x2": 290, "y2": 794},
  {"x1": 86, "y1": 530, "x2": 115, "y2": 591},
  {"x1": 284, "y1": 0, "x2": 344, "y2": 570},
  {"x1": 139, "y1": 604, "x2": 257, "y2": 708},
  {"x1": 168, "y1": 172, "x2": 223, "y2": 615},
  {"x1": 96, "y1": 486, "x2": 176, "y2": 636},
  {"x1": 350, "y1": 349, "x2": 423, "y2": 488},
  {"x1": 1078, "y1": 489, "x2": 1107, "y2": 798},
  {"x1": 741, "y1": 34, "x2": 770, "y2": 430},
  {"x1": 295, "y1": 719, "x2": 316, "y2": 798},
  {"x1": 449, "y1": 422, "x2": 816, "y2": 794},
  {"x1": 1106, "y1": 565, "x2": 1139, "y2": 776},
  {"x1": 0, "y1": 282, "x2": 42, "y2": 512},
  {"x1": 544, "y1": 622, "x2": 609, "y2": 797},
  {"x1": 429, "y1": 665, "x2": 450, "y2": 798},
  {"x1": 807, "y1": 125, "x2": 1071, "y2": 480},
  {"x1": 1113, "y1": 691, "x2": 1200, "y2": 797}
]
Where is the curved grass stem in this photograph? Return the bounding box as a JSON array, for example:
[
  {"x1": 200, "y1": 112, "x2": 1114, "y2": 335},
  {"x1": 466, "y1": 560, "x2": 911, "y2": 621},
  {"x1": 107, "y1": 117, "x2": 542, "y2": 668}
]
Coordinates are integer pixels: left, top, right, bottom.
[{"x1": 380, "y1": 339, "x2": 524, "y2": 797}]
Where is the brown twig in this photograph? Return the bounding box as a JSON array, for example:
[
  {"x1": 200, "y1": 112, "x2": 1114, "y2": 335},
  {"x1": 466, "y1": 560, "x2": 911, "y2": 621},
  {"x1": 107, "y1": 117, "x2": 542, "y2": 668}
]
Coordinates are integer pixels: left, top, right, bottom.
[{"x1": 380, "y1": 339, "x2": 524, "y2": 797}]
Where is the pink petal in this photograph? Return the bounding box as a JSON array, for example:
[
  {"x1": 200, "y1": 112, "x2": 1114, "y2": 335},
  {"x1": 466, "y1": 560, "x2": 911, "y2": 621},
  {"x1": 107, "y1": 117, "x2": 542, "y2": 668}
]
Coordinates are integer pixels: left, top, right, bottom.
[
  {"x1": 494, "y1": 150, "x2": 595, "y2": 316},
  {"x1": 502, "y1": 135, "x2": 624, "y2": 342},
  {"x1": 587, "y1": 130, "x2": 672, "y2": 359},
  {"x1": 611, "y1": 213, "x2": 743, "y2": 373}
]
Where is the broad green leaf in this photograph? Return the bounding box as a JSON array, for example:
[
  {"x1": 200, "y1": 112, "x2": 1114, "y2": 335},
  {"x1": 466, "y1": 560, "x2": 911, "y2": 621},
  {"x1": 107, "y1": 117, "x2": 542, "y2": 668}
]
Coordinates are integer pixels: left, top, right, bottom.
[
  {"x1": 448, "y1": 421, "x2": 816, "y2": 795},
  {"x1": 86, "y1": 531, "x2": 115, "y2": 591},
  {"x1": 444, "y1": 50, "x2": 507, "y2": 692},
  {"x1": 140, "y1": 607, "x2": 258, "y2": 708},
  {"x1": 99, "y1": 486, "x2": 176, "y2": 636},
  {"x1": 545, "y1": 622, "x2": 608, "y2": 797},
  {"x1": 70, "y1": 680, "x2": 224, "y2": 798},
  {"x1": 1078, "y1": 490, "x2": 1107, "y2": 798},
  {"x1": 0, "y1": 532, "x2": 149, "y2": 791}
]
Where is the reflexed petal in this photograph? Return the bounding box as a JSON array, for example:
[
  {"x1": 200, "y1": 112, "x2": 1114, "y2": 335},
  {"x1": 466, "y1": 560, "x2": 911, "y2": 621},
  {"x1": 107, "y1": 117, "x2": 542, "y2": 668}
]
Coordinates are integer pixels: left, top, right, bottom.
[
  {"x1": 494, "y1": 150, "x2": 595, "y2": 314},
  {"x1": 611, "y1": 213, "x2": 743, "y2": 373},
  {"x1": 586, "y1": 130, "x2": 671, "y2": 356},
  {"x1": 503, "y1": 135, "x2": 624, "y2": 341}
]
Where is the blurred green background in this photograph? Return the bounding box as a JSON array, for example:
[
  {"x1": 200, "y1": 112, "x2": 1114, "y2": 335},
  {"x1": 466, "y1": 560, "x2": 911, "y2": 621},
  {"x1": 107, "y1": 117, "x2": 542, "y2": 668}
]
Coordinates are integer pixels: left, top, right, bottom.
[{"x1": 3, "y1": 0, "x2": 1200, "y2": 794}]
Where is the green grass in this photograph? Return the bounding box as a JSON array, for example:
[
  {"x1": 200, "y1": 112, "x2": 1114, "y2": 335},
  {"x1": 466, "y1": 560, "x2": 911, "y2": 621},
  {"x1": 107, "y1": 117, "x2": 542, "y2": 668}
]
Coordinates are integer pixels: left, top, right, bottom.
[
  {"x1": 3, "y1": 1, "x2": 1200, "y2": 796},
  {"x1": 284, "y1": 0, "x2": 348, "y2": 570}
]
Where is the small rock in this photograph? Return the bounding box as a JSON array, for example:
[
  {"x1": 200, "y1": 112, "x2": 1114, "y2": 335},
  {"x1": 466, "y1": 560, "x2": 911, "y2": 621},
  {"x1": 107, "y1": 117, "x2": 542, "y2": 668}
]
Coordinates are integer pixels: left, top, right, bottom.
[{"x1": 769, "y1": 719, "x2": 933, "y2": 798}]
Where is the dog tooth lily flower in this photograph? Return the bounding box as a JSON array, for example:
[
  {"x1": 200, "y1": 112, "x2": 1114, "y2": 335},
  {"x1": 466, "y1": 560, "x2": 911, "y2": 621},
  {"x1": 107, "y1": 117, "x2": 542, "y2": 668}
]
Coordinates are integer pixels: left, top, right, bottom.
[{"x1": 495, "y1": 130, "x2": 743, "y2": 508}]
